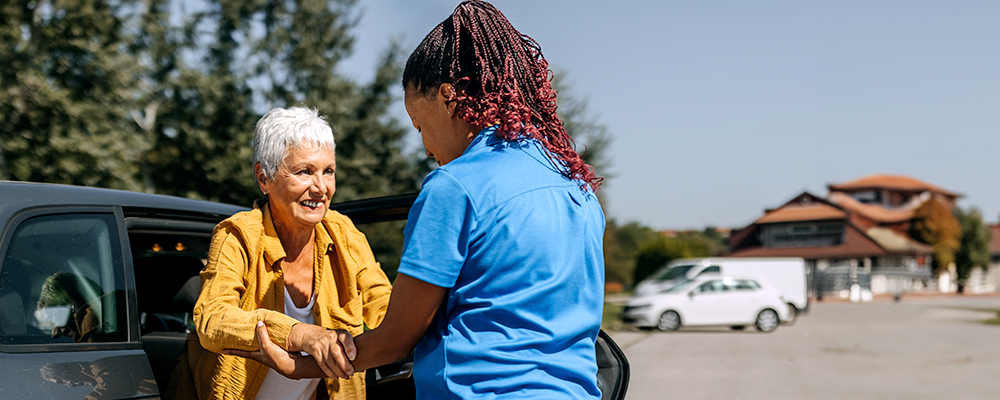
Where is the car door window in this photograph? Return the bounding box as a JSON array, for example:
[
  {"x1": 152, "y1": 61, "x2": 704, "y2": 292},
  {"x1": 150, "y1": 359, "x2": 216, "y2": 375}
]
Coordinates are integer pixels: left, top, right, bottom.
[
  {"x1": 695, "y1": 279, "x2": 727, "y2": 293},
  {"x1": 734, "y1": 280, "x2": 757, "y2": 291},
  {"x1": 0, "y1": 213, "x2": 127, "y2": 345}
]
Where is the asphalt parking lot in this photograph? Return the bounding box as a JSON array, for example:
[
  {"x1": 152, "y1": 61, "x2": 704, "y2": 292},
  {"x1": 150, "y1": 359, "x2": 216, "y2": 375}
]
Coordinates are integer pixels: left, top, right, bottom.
[{"x1": 608, "y1": 295, "x2": 1000, "y2": 400}]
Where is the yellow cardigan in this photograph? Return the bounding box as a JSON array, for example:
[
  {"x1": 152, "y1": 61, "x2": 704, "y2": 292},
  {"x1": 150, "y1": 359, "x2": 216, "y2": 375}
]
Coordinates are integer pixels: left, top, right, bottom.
[{"x1": 168, "y1": 205, "x2": 392, "y2": 399}]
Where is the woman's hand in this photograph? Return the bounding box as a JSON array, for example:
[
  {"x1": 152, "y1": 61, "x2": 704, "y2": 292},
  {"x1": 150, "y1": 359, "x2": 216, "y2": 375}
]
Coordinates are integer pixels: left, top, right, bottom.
[
  {"x1": 287, "y1": 323, "x2": 357, "y2": 379},
  {"x1": 225, "y1": 321, "x2": 300, "y2": 376}
]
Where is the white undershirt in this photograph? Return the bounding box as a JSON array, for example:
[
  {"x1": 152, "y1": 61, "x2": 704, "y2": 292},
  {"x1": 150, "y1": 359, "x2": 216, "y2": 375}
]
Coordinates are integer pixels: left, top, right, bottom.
[{"x1": 255, "y1": 289, "x2": 320, "y2": 400}]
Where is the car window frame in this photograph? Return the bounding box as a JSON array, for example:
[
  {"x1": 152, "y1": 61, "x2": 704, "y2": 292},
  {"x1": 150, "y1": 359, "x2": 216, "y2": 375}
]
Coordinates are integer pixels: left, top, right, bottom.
[
  {"x1": 694, "y1": 279, "x2": 724, "y2": 293},
  {"x1": 0, "y1": 206, "x2": 142, "y2": 354},
  {"x1": 124, "y1": 217, "x2": 217, "y2": 333}
]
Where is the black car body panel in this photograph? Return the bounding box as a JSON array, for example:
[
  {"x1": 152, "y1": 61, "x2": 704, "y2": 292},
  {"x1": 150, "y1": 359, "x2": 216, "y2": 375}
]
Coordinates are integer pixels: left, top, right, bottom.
[{"x1": 0, "y1": 182, "x2": 245, "y2": 399}]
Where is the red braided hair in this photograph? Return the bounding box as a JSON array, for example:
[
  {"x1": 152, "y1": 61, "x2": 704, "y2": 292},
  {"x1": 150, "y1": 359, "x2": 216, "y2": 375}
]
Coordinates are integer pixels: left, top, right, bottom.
[{"x1": 402, "y1": 0, "x2": 602, "y2": 190}]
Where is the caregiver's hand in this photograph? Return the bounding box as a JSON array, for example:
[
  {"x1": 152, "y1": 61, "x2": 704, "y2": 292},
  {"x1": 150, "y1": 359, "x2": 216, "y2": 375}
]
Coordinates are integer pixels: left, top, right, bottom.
[{"x1": 287, "y1": 323, "x2": 357, "y2": 379}]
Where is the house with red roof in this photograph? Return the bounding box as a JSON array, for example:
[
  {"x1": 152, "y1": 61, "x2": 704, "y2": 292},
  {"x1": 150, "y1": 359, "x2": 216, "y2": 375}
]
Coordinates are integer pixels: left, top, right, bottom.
[{"x1": 728, "y1": 174, "x2": 960, "y2": 297}]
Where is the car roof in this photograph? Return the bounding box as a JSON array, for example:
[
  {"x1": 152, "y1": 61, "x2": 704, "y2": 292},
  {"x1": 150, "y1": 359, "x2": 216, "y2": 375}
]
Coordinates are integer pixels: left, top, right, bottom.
[{"x1": 0, "y1": 181, "x2": 246, "y2": 222}]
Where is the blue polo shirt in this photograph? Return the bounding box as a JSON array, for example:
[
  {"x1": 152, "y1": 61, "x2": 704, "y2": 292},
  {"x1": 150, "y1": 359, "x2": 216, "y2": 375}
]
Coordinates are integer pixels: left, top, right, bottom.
[{"x1": 397, "y1": 126, "x2": 605, "y2": 399}]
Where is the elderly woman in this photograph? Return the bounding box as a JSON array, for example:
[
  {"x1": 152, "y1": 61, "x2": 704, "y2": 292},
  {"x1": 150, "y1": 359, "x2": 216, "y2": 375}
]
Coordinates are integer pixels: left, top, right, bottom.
[{"x1": 167, "y1": 106, "x2": 391, "y2": 400}]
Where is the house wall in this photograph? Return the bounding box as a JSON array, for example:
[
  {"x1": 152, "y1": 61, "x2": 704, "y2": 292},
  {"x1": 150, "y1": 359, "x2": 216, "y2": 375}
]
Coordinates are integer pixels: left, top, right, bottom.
[
  {"x1": 964, "y1": 262, "x2": 1000, "y2": 293},
  {"x1": 811, "y1": 255, "x2": 935, "y2": 297}
]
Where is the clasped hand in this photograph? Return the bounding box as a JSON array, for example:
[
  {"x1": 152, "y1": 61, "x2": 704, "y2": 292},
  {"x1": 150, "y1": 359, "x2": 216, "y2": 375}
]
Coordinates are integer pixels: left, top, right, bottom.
[{"x1": 225, "y1": 321, "x2": 357, "y2": 380}]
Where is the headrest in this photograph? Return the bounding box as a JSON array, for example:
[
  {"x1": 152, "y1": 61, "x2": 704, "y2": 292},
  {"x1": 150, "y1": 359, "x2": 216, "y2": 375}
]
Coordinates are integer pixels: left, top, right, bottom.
[
  {"x1": 133, "y1": 255, "x2": 204, "y2": 313},
  {"x1": 172, "y1": 276, "x2": 201, "y2": 311}
]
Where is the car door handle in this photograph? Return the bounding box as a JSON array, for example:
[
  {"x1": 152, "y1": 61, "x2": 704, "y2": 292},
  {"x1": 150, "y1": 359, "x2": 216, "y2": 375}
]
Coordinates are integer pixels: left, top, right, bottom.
[{"x1": 375, "y1": 362, "x2": 413, "y2": 384}]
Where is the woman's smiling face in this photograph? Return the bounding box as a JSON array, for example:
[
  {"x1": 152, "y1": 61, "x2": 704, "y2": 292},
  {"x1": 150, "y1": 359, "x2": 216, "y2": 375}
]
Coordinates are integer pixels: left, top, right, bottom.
[{"x1": 258, "y1": 144, "x2": 336, "y2": 232}]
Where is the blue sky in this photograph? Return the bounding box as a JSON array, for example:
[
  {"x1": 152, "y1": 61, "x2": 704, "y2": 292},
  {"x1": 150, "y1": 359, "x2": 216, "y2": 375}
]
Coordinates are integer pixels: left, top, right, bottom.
[{"x1": 337, "y1": 0, "x2": 1000, "y2": 230}]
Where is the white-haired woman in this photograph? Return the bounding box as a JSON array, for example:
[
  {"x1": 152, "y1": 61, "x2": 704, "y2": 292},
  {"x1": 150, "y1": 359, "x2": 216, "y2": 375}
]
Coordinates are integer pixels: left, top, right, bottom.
[{"x1": 167, "y1": 107, "x2": 392, "y2": 400}]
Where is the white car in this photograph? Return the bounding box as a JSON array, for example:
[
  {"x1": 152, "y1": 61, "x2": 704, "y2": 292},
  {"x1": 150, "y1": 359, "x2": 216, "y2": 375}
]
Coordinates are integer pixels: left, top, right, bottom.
[{"x1": 622, "y1": 276, "x2": 789, "y2": 332}]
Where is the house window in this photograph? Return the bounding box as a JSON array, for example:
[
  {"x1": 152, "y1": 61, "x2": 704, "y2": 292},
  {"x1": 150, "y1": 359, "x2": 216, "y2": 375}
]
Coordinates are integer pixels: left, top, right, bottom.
[
  {"x1": 786, "y1": 224, "x2": 817, "y2": 235},
  {"x1": 851, "y1": 191, "x2": 881, "y2": 204},
  {"x1": 765, "y1": 223, "x2": 845, "y2": 248}
]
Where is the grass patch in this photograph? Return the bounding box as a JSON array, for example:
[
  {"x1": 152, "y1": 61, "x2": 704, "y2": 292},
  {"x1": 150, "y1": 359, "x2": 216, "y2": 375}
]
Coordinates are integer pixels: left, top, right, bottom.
[
  {"x1": 956, "y1": 307, "x2": 1000, "y2": 325},
  {"x1": 981, "y1": 311, "x2": 1000, "y2": 325},
  {"x1": 602, "y1": 303, "x2": 625, "y2": 330}
]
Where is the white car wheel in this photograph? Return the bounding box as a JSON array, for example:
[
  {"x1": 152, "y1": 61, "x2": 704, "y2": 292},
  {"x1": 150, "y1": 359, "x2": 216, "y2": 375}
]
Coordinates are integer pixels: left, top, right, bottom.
[
  {"x1": 656, "y1": 310, "x2": 680, "y2": 331},
  {"x1": 755, "y1": 309, "x2": 779, "y2": 333}
]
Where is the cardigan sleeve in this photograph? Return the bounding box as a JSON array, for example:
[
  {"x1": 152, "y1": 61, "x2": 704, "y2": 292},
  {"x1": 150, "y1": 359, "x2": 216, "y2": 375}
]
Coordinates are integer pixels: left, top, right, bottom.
[{"x1": 193, "y1": 223, "x2": 300, "y2": 353}]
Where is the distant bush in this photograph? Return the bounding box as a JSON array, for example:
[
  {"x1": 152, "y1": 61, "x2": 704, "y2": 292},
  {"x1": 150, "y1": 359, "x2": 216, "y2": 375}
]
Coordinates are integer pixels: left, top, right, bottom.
[{"x1": 632, "y1": 233, "x2": 713, "y2": 284}]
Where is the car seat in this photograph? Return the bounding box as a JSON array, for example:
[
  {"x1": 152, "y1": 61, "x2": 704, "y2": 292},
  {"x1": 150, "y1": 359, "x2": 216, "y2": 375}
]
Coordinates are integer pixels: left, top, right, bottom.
[{"x1": 132, "y1": 255, "x2": 204, "y2": 391}]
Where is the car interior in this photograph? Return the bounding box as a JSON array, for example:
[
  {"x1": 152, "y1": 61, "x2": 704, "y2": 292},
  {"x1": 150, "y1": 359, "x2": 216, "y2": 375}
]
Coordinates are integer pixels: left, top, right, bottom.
[{"x1": 126, "y1": 225, "x2": 214, "y2": 391}]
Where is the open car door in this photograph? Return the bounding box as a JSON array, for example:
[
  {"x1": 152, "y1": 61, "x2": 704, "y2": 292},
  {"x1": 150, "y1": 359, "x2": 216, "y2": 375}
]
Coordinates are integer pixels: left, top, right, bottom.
[{"x1": 332, "y1": 194, "x2": 630, "y2": 400}]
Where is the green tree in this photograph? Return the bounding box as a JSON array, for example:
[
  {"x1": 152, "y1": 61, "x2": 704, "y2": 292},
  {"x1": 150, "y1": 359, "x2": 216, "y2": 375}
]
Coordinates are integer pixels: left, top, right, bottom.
[
  {"x1": 910, "y1": 198, "x2": 961, "y2": 274},
  {"x1": 0, "y1": 0, "x2": 151, "y2": 190},
  {"x1": 699, "y1": 227, "x2": 729, "y2": 256},
  {"x1": 633, "y1": 234, "x2": 712, "y2": 285},
  {"x1": 137, "y1": 0, "x2": 277, "y2": 205},
  {"x1": 954, "y1": 207, "x2": 992, "y2": 293},
  {"x1": 603, "y1": 220, "x2": 660, "y2": 288},
  {"x1": 3, "y1": 0, "x2": 423, "y2": 279},
  {"x1": 123, "y1": 0, "x2": 421, "y2": 205},
  {"x1": 149, "y1": 0, "x2": 421, "y2": 278}
]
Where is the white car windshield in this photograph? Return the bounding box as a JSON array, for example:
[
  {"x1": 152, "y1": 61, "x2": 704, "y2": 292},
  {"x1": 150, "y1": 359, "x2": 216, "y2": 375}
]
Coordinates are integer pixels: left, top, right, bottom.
[
  {"x1": 662, "y1": 279, "x2": 696, "y2": 293},
  {"x1": 654, "y1": 265, "x2": 694, "y2": 281}
]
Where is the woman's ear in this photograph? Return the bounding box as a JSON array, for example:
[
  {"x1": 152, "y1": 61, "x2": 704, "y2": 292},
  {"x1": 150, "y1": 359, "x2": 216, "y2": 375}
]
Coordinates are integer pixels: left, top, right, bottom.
[
  {"x1": 255, "y1": 163, "x2": 269, "y2": 195},
  {"x1": 438, "y1": 83, "x2": 457, "y2": 117}
]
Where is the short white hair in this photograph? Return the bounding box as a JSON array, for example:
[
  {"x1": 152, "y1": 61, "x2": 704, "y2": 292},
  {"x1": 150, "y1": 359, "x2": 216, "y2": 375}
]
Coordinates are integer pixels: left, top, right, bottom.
[{"x1": 252, "y1": 106, "x2": 336, "y2": 182}]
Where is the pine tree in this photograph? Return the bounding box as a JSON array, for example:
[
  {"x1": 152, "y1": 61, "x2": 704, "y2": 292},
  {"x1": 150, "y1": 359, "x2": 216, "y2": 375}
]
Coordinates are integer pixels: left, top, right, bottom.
[{"x1": 1, "y1": 0, "x2": 151, "y2": 190}]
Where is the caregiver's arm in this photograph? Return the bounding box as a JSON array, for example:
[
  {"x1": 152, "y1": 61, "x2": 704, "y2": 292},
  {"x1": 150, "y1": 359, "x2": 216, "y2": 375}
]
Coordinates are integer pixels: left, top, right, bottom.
[{"x1": 350, "y1": 273, "x2": 448, "y2": 372}]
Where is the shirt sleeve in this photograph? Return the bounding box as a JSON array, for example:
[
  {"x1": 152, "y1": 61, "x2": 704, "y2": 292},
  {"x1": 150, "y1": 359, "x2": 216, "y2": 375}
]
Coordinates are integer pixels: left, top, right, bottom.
[
  {"x1": 397, "y1": 170, "x2": 476, "y2": 289},
  {"x1": 193, "y1": 223, "x2": 299, "y2": 353}
]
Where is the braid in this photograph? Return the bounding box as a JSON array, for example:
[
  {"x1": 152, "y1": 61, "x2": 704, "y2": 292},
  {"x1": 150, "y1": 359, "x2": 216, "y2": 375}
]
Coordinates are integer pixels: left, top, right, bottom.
[{"x1": 403, "y1": 0, "x2": 602, "y2": 190}]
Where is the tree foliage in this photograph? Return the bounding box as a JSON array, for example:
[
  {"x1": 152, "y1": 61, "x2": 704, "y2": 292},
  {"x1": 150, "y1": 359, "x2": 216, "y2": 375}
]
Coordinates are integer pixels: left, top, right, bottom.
[
  {"x1": 129, "y1": 0, "x2": 421, "y2": 205},
  {"x1": 1, "y1": 0, "x2": 422, "y2": 279},
  {"x1": 1, "y1": 0, "x2": 151, "y2": 190},
  {"x1": 909, "y1": 198, "x2": 961, "y2": 273},
  {"x1": 1, "y1": 0, "x2": 420, "y2": 204},
  {"x1": 633, "y1": 233, "x2": 715, "y2": 285},
  {"x1": 954, "y1": 207, "x2": 992, "y2": 292},
  {"x1": 602, "y1": 220, "x2": 659, "y2": 287},
  {"x1": 0, "y1": 1, "x2": 640, "y2": 286}
]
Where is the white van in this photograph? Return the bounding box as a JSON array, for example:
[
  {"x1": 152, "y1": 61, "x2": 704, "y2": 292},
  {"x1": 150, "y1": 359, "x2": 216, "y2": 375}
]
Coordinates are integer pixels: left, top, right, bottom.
[{"x1": 633, "y1": 257, "x2": 809, "y2": 322}]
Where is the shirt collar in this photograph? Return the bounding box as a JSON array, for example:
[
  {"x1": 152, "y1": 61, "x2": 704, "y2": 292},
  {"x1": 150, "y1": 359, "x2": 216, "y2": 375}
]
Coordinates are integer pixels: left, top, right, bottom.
[{"x1": 260, "y1": 205, "x2": 285, "y2": 268}]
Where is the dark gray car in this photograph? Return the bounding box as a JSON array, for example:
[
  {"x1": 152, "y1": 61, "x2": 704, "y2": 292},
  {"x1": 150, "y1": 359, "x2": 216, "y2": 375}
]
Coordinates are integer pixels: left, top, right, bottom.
[{"x1": 0, "y1": 182, "x2": 628, "y2": 399}]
